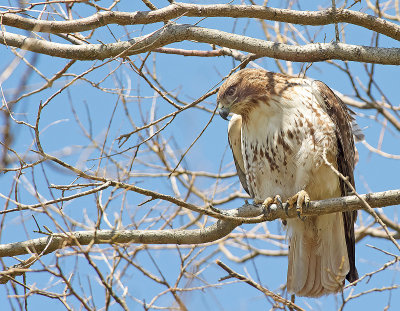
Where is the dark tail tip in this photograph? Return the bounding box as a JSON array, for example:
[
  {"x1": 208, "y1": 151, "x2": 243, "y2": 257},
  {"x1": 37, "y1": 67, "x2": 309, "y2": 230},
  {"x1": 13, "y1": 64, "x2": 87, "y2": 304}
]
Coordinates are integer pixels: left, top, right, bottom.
[{"x1": 346, "y1": 268, "x2": 359, "y2": 284}]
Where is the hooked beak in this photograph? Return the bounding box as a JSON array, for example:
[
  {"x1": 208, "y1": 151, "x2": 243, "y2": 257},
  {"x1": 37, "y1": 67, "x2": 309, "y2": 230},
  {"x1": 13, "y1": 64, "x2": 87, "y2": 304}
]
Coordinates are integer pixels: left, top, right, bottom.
[{"x1": 218, "y1": 106, "x2": 230, "y2": 120}]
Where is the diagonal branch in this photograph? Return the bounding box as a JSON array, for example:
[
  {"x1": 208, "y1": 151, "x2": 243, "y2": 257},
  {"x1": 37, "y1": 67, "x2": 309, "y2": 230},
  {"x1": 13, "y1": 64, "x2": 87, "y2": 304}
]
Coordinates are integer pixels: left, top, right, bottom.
[{"x1": 216, "y1": 259, "x2": 304, "y2": 311}]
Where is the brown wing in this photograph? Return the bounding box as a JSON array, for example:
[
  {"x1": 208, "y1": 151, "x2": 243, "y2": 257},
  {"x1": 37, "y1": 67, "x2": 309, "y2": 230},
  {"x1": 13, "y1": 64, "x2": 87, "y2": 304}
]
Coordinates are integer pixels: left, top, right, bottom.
[
  {"x1": 228, "y1": 114, "x2": 250, "y2": 195},
  {"x1": 314, "y1": 80, "x2": 359, "y2": 283}
]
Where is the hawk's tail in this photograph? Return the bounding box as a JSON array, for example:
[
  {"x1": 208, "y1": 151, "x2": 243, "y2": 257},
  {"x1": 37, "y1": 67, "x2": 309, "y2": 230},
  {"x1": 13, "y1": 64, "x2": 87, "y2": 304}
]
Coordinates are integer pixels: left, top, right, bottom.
[{"x1": 286, "y1": 213, "x2": 350, "y2": 297}]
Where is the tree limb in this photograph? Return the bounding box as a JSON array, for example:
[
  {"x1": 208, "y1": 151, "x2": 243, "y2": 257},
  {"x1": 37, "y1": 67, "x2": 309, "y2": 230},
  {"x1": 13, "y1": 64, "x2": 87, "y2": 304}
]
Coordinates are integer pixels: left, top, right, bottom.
[
  {"x1": 0, "y1": 220, "x2": 239, "y2": 258},
  {"x1": 0, "y1": 189, "x2": 399, "y2": 258},
  {"x1": 2, "y1": 4, "x2": 400, "y2": 42},
  {"x1": 1, "y1": 23, "x2": 400, "y2": 64}
]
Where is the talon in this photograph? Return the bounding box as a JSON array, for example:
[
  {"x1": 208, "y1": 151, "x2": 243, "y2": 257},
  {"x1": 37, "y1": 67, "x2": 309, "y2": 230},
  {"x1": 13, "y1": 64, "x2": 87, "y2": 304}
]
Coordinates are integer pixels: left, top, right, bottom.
[
  {"x1": 286, "y1": 190, "x2": 310, "y2": 220},
  {"x1": 284, "y1": 197, "x2": 290, "y2": 216},
  {"x1": 305, "y1": 197, "x2": 311, "y2": 208},
  {"x1": 284, "y1": 207, "x2": 290, "y2": 217},
  {"x1": 262, "y1": 197, "x2": 273, "y2": 208},
  {"x1": 298, "y1": 214, "x2": 306, "y2": 221},
  {"x1": 275, "y1": 195, "x2": 283, "y2": 209},
  {"x1": 260, "y1": 195, "x2": 282, "y2": 214},
  {"x1": 261, "y1": 197, "x2": 273, "y2": 214}
]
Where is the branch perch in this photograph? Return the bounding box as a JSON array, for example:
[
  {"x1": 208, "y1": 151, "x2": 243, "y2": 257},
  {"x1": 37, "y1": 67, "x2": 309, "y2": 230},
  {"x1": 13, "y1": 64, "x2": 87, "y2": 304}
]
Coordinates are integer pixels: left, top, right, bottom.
[{"x1": 0, "y1": 189, "x2": 398, "y2": 258}]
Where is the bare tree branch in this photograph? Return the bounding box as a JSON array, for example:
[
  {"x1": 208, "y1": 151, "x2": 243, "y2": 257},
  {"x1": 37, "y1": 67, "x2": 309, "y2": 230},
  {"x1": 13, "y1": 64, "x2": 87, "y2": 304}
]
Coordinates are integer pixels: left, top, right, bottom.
[
  {"x1": 1, "y1": 23, "x2": 400, "y2": 64},
  {"x1": 0, "y1": 189, "x2": 398, "y2": 258},
  {"x1": 2, "y1": 4, "x2": 400, "y2": 42},
  {"x1": 0, "y1": 220, "x2": 238, "y2": 258},
  {"x1": 216, "y1": 259, "x2": 304, "y2": 311}
]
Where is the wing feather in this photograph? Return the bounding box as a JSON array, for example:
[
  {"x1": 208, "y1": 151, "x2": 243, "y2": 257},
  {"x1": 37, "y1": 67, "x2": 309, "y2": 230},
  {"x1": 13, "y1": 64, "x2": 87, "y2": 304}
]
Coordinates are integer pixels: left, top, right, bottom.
[
  {"x1": 313, "y1": 80, "x2": 359, "y2": 282},
  {"x1": 228, "y1": 114, "x2": 250, "y2": 195}
]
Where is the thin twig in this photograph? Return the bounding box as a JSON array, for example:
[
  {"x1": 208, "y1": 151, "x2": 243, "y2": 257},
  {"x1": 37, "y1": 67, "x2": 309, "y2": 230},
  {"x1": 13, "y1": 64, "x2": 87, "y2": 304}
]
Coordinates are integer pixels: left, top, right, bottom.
[{"x1": 216, "y1": 260, "x2": 304, "y2": 311}]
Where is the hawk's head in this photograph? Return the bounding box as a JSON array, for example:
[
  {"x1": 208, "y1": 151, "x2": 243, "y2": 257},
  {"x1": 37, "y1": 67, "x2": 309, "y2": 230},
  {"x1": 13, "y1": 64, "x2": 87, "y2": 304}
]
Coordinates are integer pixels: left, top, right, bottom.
[
  {"x1": 217, "y1": 68, "x2": 274, "y2": 120},
  {"x1": 217, "y1": 69, "x2": 304, "y2": 122}
]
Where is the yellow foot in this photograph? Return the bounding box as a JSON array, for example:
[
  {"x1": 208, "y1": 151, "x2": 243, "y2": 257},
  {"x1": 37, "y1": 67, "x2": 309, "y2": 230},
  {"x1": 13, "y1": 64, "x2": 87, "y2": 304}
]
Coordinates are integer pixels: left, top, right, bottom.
[
  {"x1": 255, "y1": 195, "x2": 283, "y2": 212},
  {"x1": 286, "y1": 190, "x2": 310, "y2": 219}
]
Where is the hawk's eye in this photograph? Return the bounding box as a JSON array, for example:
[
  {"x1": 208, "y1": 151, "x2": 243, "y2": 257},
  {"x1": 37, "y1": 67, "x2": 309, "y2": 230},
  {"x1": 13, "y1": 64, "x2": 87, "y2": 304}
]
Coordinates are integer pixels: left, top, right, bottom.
[{"x1": 225, "y1": 85, "x2": 236, "y2": 97}]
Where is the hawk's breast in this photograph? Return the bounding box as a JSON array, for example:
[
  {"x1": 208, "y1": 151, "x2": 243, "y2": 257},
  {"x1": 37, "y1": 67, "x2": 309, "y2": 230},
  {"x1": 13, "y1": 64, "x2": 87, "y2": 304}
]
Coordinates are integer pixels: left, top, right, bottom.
[{"x1": 240, "y1": 87, "x2": 338, "y2": 202}]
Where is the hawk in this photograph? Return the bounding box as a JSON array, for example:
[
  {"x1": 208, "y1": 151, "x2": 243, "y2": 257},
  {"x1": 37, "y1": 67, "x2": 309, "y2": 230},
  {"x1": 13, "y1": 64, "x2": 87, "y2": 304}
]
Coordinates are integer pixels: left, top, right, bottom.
[{"x1": 217, "y1": 68, "x2": 359, "y2": 297}]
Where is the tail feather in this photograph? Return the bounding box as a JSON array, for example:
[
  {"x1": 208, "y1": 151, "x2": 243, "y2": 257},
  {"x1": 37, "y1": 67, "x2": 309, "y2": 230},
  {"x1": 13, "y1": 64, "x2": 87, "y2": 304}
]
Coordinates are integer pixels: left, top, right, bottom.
[
  {"x1": 299, "y1": 244, "x2": 316, "y2": 295},
  {"x1": 310, "y1": 256, "x2": 322, "y2": 296},
  {"x1": 287, "y1": 213, "x2": 350, "y2": 297},
  {"x1": 320, "y1": 214, "x2": 349, "y2": 289},
  {"x1": 343, "y1": 211, "x2": 359, "y2": 282}
]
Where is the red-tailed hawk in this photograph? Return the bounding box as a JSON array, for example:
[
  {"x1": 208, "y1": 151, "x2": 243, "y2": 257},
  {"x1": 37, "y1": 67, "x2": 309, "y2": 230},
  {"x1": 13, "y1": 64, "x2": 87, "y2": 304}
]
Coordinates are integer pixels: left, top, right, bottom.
[{"x1": 217, "y1": 68, "x2": 359, "y2": 297}]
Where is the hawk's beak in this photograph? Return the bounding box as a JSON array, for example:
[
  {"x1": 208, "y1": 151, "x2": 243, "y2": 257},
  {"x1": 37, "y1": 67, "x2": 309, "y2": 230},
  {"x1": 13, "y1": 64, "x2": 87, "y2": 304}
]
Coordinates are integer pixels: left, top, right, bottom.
[{"x1": 218, "y1": 106, "x2": 230, "y2": 121}]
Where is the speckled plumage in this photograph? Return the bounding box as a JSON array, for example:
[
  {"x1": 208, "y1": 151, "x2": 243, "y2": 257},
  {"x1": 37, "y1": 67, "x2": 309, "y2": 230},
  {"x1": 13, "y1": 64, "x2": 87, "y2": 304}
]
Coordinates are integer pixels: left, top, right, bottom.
[{"x1": 218, "y1": 69, "x2": 358, "y2": 297}]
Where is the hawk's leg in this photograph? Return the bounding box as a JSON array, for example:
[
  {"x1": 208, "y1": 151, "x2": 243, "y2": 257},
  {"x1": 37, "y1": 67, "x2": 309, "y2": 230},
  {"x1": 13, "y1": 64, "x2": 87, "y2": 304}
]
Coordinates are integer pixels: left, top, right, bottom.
[
  {"x1": 255, "y1": 195, "x2": 283, "y2": 214},
  {"x1": 286, "y1": 190, "x2": 310, "y2": 219}
]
